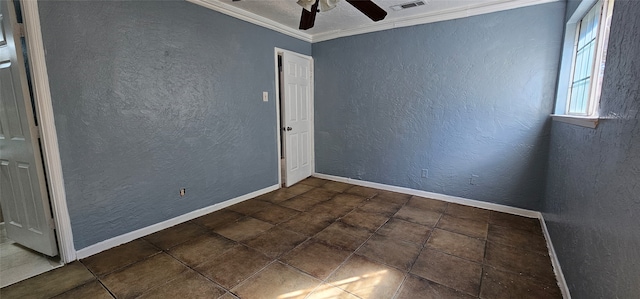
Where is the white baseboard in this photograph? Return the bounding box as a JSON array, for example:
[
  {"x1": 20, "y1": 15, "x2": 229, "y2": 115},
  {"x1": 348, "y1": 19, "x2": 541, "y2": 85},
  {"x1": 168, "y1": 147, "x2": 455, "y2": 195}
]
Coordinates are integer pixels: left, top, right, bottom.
[
  {"x1": 75, "y1": 184, "x2": 279, "y2": 260},
  {"x1": 75, "y1": 174, "x2": 571, "y2": 298},
  {"x1": 539, "y1": 216, "x2": 572, "y2": 299},
  {"x1": 313, "y1": 172, "x2": 570, "y2": 298},
  {"x1": 313, "y1": 173, "x2": 540, "y2": 218}
]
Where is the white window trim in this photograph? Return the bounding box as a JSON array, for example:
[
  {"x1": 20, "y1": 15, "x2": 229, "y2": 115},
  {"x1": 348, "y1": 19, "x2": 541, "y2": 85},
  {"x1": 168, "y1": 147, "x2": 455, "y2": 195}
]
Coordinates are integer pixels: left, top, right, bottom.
[
  {"x1": 550, "y1": 114, "x2": 599, "y2": 128},
  {"x1": 552, "y1": 0, "x2": 614, "y2": 128}
]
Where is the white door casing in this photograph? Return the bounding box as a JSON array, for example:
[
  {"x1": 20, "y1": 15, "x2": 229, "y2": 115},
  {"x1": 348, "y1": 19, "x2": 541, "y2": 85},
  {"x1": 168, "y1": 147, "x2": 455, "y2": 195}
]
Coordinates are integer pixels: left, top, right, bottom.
[
  {"x1": 0, "y1": 0, "x2": 58, "y2": 257},
  {"x1": 280, "y1": 51, "x2": 313, "y2": 187},
  {"x1": 21, "y1": 0, "x2": 76, "y2": 262}
]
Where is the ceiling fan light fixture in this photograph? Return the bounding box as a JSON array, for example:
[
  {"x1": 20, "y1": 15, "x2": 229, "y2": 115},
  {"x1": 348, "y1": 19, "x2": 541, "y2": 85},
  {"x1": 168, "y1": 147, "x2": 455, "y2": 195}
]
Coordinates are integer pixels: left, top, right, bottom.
[
  {"x1": 318, "y1": 0, "x2": 340, "y2": 12},
  {"x1": 297, "y1": 0, "x2": 316, "y2": 12},
  {"x1": 298, "y1": 0, "x2": 386, "y2": 30}
]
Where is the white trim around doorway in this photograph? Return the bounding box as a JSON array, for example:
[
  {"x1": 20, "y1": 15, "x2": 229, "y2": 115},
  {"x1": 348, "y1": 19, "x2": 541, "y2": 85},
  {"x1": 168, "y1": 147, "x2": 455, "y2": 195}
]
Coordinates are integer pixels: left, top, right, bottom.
[{"x1": 21, "y1": 0, "x2": 76, "y2": 263}]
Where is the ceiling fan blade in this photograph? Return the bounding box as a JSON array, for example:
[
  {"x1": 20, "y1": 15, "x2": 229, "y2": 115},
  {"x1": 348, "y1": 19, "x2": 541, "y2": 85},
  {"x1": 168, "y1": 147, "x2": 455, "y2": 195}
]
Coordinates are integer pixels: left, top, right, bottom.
[
  {"x1": 345, "y1": 0, "x2": 387, "y2": 22},
  {"x1": 299, "y1": 0, "x2": 319, "y2": 30}
]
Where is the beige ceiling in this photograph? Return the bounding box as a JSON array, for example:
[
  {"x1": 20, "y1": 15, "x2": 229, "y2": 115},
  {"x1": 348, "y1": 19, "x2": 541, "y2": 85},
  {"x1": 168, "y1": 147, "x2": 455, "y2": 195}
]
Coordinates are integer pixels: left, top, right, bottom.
[{"x1": 189, "y1": 0, "x2": 556, "y2": 42}]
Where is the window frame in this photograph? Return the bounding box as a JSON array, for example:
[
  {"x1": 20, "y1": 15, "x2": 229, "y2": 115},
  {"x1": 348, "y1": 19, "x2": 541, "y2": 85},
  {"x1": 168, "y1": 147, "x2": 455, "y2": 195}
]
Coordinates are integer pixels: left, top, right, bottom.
[{"x1": 552, "y1": 0, "x2": 615, "y2": 128}]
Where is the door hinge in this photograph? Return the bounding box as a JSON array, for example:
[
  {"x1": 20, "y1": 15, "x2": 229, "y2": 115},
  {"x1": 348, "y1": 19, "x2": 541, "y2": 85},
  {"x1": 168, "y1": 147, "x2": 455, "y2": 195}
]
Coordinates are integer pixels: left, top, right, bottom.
[
  {"x1": 33, "y1": 125, "x2": 41, "y2": 139},
  {"x1": 16, "y1": 23, "x2": 25, "y2": 38}
]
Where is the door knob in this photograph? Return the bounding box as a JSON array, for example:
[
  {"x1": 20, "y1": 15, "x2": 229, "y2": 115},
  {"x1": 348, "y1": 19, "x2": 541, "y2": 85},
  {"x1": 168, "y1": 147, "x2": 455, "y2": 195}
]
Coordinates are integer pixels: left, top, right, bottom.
[{"x1": 285, "y1": 127, "x2": 293, "y2": 131}]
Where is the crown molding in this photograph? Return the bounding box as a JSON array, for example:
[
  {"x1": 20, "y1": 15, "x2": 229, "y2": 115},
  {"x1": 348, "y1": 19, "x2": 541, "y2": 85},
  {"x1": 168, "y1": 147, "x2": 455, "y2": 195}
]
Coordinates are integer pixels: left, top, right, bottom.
[
  {"x1": 186, "y1": 0, "x2": 313, "y2": 42},
  {"x1": 188, "y1": 0, "x2": 561, "y2": 43},
  {"x1": 313, "y1": 0, "x2": 561, "y2": 42}
]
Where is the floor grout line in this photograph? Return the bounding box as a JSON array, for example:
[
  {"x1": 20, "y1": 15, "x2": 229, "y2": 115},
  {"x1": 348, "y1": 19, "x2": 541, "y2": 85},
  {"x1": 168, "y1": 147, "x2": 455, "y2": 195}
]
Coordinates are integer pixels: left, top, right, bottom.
[{"x1": 3, "y1": 178, "x2": 562, "y2": 298}]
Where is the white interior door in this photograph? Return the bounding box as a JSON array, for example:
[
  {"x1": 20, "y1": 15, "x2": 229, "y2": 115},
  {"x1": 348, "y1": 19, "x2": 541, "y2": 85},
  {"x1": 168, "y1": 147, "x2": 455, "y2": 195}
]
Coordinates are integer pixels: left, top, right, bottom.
[
  {"x1": 282, "y1": 52, "x2": 313, "y2": 187},
  {"x1": 0, "y1": 0, "x2": 58, "y2": 257}
]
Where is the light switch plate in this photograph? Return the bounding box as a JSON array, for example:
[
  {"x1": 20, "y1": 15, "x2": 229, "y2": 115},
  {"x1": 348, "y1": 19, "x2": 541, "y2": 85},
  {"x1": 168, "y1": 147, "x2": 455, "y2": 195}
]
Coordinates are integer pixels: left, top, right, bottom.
[{"x1": 263, "y1": 91, "x2": 268, "y2": 102}]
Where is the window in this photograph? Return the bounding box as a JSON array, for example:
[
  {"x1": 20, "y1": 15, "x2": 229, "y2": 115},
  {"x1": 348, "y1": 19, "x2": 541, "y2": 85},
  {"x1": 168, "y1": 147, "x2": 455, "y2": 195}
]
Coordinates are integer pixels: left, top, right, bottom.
[
  {"x1": 553, "y1": 0, "x2": 614, "y2": 127},
  {"x1": 567, "y1": 3, "x2": 602, "y2": 115}
]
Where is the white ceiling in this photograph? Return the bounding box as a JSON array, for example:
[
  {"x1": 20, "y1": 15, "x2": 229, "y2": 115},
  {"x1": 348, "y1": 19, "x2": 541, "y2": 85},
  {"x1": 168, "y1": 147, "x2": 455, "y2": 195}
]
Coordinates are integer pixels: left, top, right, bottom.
[{"x1": 188, "y1": 0, "x2": 557, "y2": 42}]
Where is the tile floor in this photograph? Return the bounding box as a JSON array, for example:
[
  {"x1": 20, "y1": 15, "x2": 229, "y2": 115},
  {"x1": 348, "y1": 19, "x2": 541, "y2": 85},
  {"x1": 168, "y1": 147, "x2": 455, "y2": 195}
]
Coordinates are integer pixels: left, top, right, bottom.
[
  {"x1": 0, "y1": 177, "x2": 562, "y2": 299},
  {"x1": 0, "y1": 224, "x2": 63, "y2": 288}
]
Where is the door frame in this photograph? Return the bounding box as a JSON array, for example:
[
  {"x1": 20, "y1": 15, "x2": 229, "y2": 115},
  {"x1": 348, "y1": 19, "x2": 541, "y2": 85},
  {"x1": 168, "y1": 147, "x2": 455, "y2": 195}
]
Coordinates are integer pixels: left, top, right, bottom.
[
  {"x1": 20, "y1": 0, "x2": 76, "y2": 263},
  {"x1": 274, "y1": 48, "x2": 315, "y2": 187}
]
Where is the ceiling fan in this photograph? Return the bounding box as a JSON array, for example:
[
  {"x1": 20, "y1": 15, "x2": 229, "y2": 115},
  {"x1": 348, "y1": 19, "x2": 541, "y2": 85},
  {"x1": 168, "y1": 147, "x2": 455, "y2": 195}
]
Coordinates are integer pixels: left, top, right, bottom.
[{"x1": 297, "y1": 0, "x2": 388, "y2": 30}]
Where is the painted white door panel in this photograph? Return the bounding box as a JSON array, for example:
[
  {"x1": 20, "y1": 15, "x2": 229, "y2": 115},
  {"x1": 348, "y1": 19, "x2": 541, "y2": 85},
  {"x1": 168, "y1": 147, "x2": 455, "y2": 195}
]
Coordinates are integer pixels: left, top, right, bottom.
[
  {"x1": 0, "y1": 1, "x2": 58, "y2": 257},
  {"x1": 282, "y1": 52, "x2": 312, "y2": 187}
]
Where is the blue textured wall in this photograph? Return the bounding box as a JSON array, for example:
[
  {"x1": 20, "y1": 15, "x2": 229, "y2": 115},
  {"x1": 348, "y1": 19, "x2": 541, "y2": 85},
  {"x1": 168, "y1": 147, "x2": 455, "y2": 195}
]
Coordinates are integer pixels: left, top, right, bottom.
[
  {"x1": 313, "y1": 2, "x2": 565, "y2": 210},
  {"x1": 543, "y1": 1, "x2": 640, "y2": 297},
  {"x1": 39, "y1": 1, "x2": 310, "y2": 249}
]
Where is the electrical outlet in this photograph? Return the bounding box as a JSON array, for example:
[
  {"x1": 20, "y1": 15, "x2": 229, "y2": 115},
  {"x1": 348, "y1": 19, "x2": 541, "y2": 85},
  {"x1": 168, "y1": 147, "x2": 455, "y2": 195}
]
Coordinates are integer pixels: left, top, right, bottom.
[
  {"x1": 180, "y1": 188, "x2": 186, "y2": 197},
  {"x1": 470, "y1": 175, "x2": 479, "y2": 185},
  {"x1": 421, "y1": 169, "x2": 429, "y2": 178}
]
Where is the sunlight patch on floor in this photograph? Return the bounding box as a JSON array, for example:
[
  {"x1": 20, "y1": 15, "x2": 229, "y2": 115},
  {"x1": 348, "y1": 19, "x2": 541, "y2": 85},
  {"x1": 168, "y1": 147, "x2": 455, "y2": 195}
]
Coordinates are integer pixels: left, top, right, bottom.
[{"x1": 277, "y1": 270, "x2": 388, "y2": 299}]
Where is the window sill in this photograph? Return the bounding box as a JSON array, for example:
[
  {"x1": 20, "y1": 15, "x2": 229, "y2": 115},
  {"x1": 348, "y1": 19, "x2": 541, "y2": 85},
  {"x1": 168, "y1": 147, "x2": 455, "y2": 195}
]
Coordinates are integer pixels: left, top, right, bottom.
[{"x1": 551, "y1": 115, "x2": 599, "y2": 128}]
